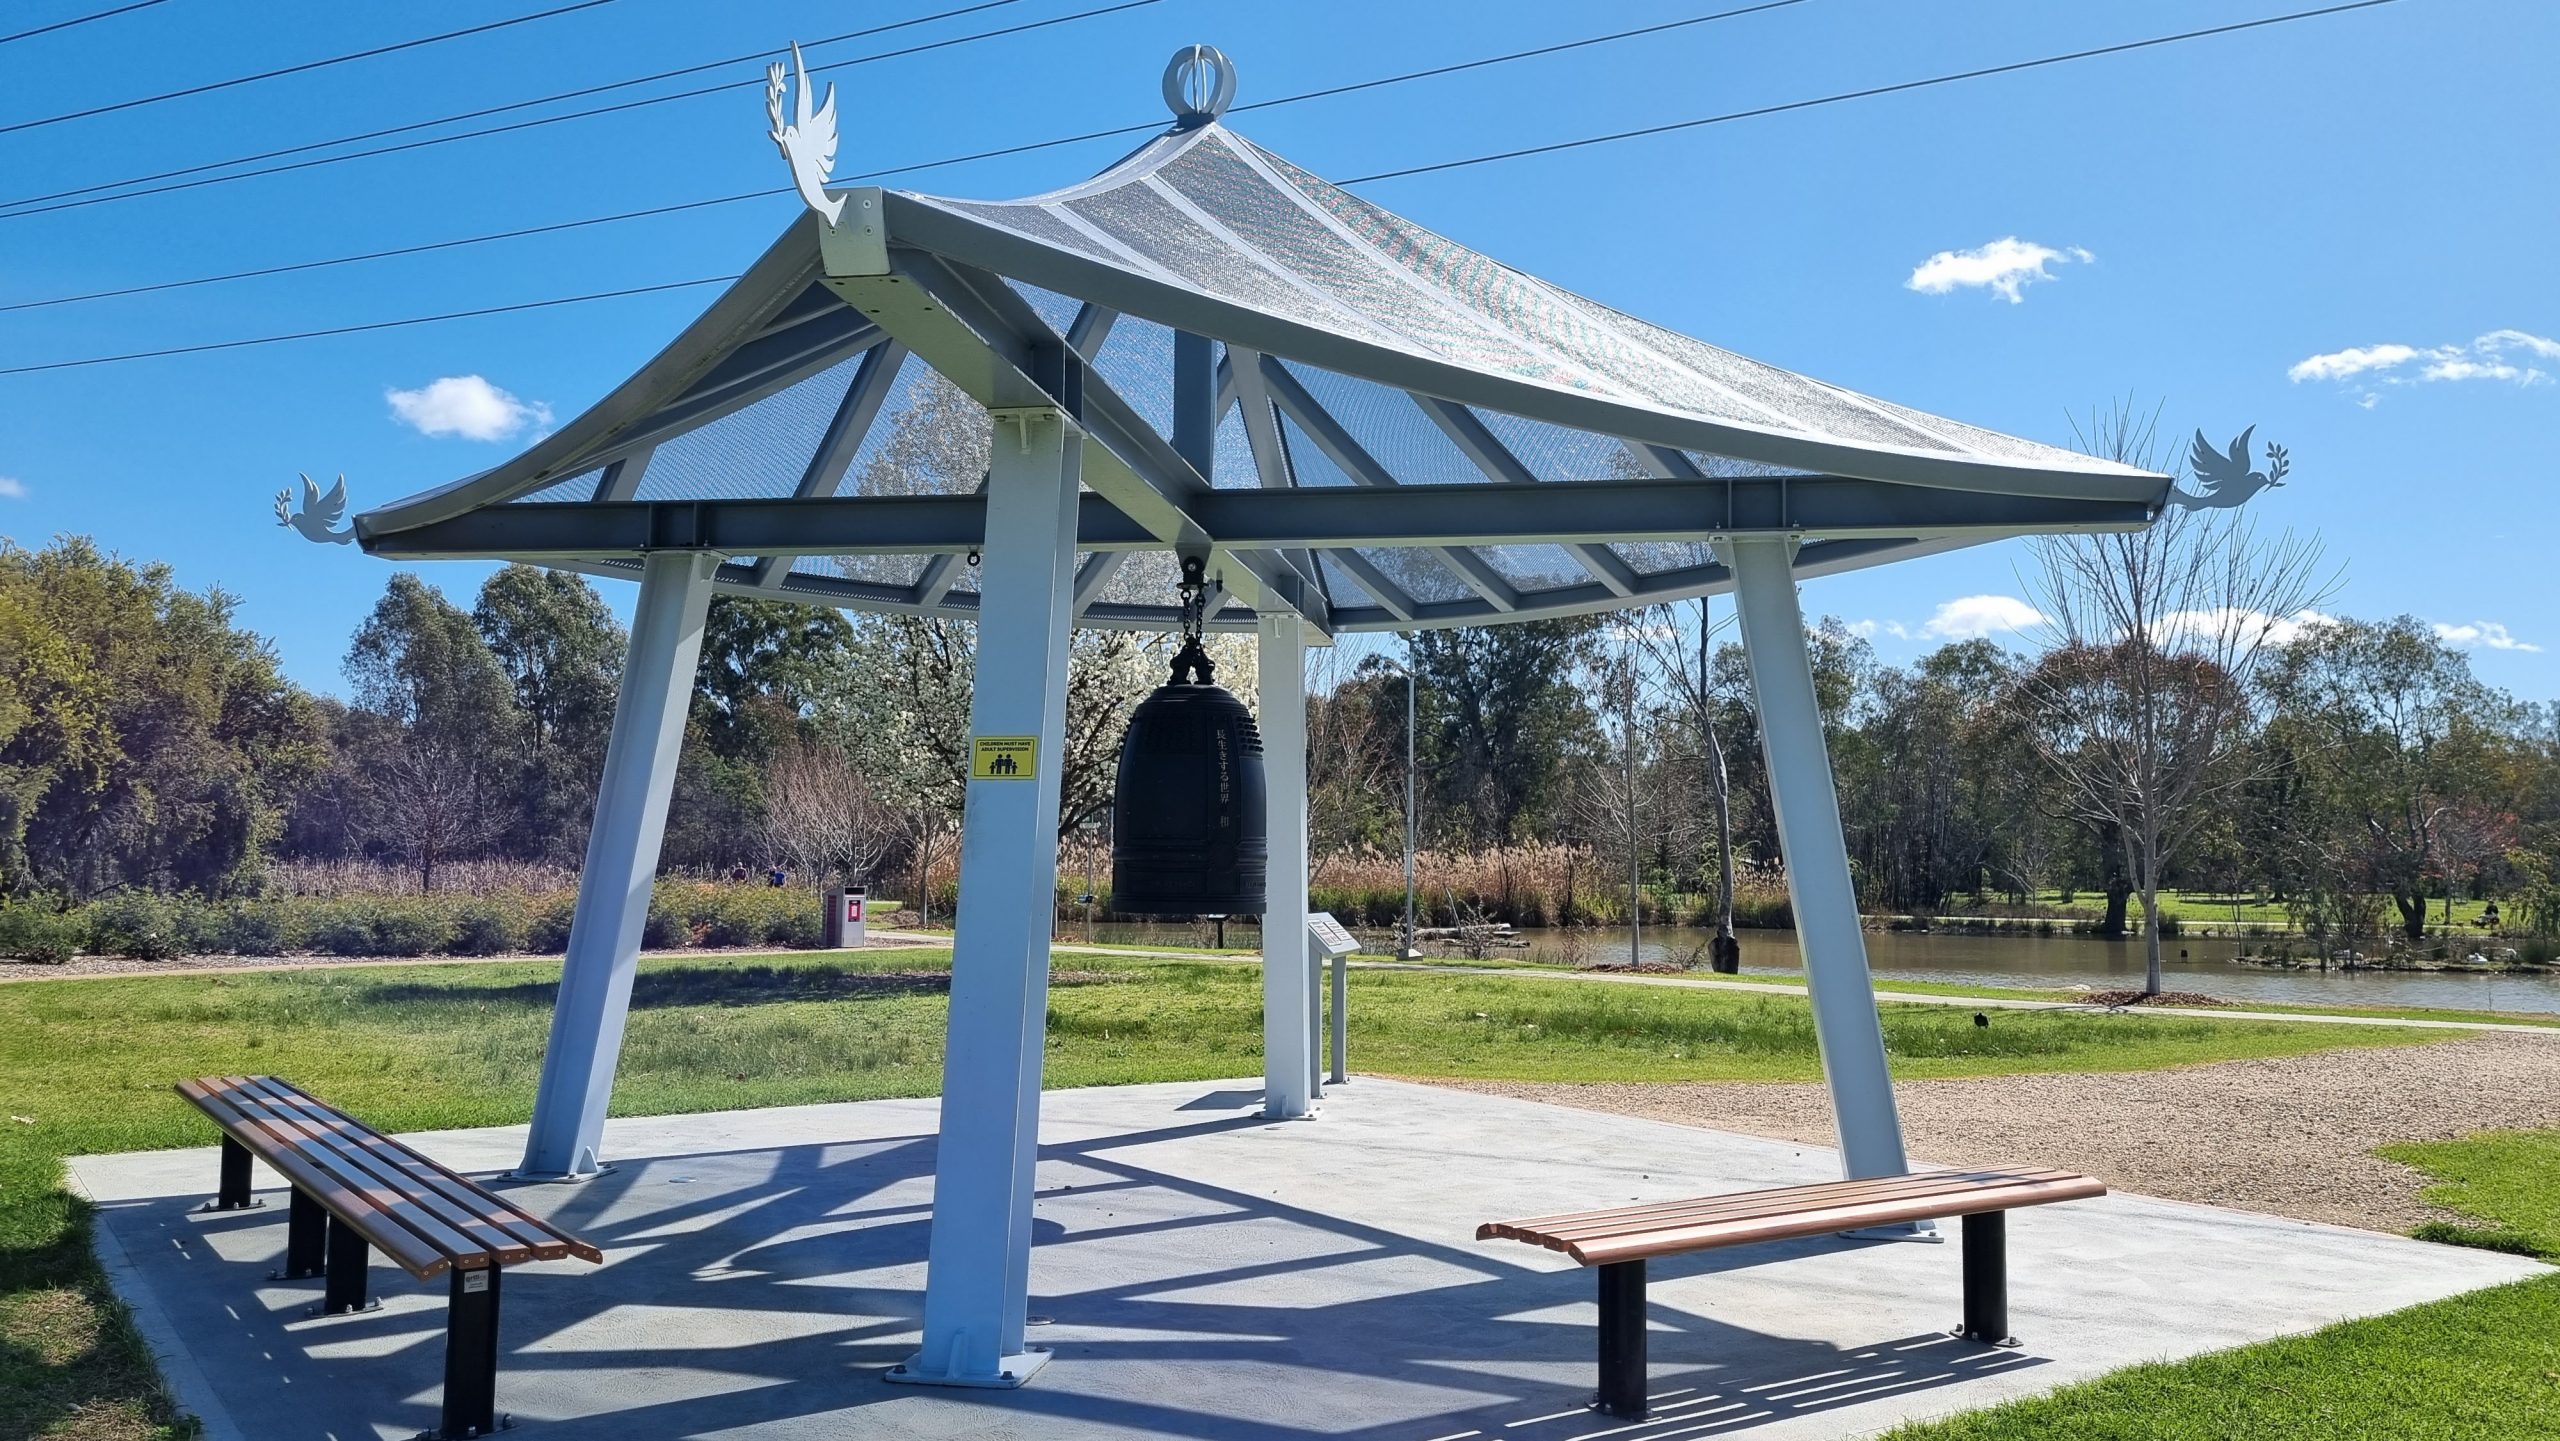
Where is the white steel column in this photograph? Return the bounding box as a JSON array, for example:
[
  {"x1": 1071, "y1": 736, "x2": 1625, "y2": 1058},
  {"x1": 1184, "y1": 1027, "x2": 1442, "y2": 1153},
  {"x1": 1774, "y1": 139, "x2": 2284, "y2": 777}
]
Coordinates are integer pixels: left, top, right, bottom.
[
  {"x1": 892, "y1": 407, "x2": 1082, "y2": 1389},
  {"x1": 1722, "y1": 537, "x2": 1913, "y2": 1182},
  {"x1": 1257, "y1": 610, "x2": 1315, "y2": 1119},
  {"x1": 519, "y1": 551, "x2": 716, "y2": 1178}
]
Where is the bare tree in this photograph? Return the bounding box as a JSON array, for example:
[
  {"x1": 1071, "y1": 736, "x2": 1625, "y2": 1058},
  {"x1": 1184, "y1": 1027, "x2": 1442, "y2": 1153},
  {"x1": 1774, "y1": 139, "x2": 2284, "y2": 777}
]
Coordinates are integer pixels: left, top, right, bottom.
[
  {"x1": 762, "y1": 738, "x2": 898, "y2": 891},
  {"x1": 365, "y1": 736, "x2": 506, "y2": 892},
  {"x1": 2017, "y1": 403, "x2": 2330, "y2": 995},
  {"x1": 1633, "y1": 598, "x2": 1744, "y2": 971},
  {"x1": 1577, "y1": 628, "x2": 1659, "y2": 965}
]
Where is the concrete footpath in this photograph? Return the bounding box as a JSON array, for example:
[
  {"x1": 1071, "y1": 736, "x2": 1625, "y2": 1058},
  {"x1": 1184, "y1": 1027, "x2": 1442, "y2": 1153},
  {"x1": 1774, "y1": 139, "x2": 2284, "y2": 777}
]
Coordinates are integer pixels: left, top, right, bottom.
[{"x1": 75, "y1": 1079, "x2": 2547, "y2": 1441}]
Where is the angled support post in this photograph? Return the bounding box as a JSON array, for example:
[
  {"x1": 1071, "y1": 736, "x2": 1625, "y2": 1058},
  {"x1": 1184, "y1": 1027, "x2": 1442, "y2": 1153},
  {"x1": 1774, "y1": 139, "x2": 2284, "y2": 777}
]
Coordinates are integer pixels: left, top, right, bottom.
[
  {"x1": 890, "y1": 406, "x2": 1082, "y2": 1390},
  {"x1": 519, "y1": 551, "x2": 717, "y2": 1179},
  {"x1": 1720, "y1": 537, "x2": 1915, "y2": 1189},
  {"x1": 1258, "y1": 610, "x2": 1315, "y2": 1118}
]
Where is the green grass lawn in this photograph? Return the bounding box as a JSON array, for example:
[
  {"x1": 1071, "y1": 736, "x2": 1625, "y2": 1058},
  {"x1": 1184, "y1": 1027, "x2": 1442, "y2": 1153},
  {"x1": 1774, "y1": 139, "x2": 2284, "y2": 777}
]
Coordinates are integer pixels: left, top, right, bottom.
[
  {"x1": 1960, "y1": 888, "x2": 2506, "y2": 935},
  {"x1": 1884, "y1": 1129, "x2": 2560, "y2": 1440},
  {"x1": 0, "y1": 947, "x2": 2459, "y2": 1440}
]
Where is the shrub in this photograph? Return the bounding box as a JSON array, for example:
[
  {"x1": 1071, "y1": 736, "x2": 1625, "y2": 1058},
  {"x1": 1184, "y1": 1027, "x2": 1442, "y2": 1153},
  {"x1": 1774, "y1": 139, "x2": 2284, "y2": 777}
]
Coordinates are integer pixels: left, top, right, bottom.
[
  {"x1": 0, "y1": 899, "x2": 84, "y2": 963},
  {"x1": 303, "y1": 902, "x2": 379, "y2": 956},
  {"x1": 198, "y1": 899, "x2": 296, "y2": 955},
  {"x1": 642, "y1": 885, "x2": 690, "y2": 950},
  {"x1": 764, "y1": 902, "x2": 823, "y2": 949},
  {"x1": 87, "y1": 890, "x2": 184, "y2": 961},
  {"x1": 526, "y1": 894, "x2": 579, "y2": 952},
  {"x1": 367, "y1": 900, "x2": 454, "y2": 956},
  {"x1": 451, "y1": 898, "x2": 527, "y2": 956}
]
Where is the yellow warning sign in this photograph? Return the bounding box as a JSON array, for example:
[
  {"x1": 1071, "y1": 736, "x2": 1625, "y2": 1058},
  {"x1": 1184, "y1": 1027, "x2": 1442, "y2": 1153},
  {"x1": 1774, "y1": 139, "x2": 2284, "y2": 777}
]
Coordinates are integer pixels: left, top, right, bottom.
[{"x1": 970, "y1": 735, "x2": 1039, "y2": 781}]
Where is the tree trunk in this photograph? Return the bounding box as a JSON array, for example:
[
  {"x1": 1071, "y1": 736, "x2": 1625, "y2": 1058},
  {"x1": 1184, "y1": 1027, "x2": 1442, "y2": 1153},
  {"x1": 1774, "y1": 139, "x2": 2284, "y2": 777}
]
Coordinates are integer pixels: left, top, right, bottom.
[
  {"x1": 2395, "y1": 889, "x2": 2426, "y2": 943},
  {"x1": 2101, "y1": 884, "x2": 2130, "y2": 938},
  {"x1": 2139, "y1": 888, "x2": 2165, "y2": 996}
]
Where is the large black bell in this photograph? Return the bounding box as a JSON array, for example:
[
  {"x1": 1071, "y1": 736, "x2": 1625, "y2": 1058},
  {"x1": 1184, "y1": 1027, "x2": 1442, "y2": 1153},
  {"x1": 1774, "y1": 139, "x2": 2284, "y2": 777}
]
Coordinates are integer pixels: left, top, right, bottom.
[{"x1": 1110, "y1": 635, "x2": 1267, "y2": 916}]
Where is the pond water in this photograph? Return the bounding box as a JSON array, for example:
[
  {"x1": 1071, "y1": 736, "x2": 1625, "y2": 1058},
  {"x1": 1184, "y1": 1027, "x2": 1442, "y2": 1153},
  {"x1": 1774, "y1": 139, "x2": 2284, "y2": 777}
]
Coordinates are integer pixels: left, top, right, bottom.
[{"x1": 1082, "y1": 921, "x2": 2560, "y2": 1015}]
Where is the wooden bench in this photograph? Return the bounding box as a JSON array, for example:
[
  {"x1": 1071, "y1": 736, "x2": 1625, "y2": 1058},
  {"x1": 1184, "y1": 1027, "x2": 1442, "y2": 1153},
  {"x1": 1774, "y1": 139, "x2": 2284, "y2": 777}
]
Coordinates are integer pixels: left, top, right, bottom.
[
  {"x1": 179, "y1": 1075, "x2": 603, "y2": 1440},
  {"x1": 1479, "y1": 1166, "x2": 2106, "y2": 1419}
]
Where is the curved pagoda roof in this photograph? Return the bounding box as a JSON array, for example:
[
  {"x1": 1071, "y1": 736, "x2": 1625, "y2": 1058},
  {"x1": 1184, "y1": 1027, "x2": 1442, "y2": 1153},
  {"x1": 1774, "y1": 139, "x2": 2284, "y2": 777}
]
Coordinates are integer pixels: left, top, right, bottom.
[{"x1": 357, "y1": 73, "x2": 2168, "y2": 634}]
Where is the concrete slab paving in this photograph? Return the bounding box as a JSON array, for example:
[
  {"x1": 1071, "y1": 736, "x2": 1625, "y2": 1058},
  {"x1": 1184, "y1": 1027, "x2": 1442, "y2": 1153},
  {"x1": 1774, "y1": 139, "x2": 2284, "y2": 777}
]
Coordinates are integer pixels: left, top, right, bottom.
[{"x1": 73, "y1": 1079, "x2": 2546, "y2": 1441}]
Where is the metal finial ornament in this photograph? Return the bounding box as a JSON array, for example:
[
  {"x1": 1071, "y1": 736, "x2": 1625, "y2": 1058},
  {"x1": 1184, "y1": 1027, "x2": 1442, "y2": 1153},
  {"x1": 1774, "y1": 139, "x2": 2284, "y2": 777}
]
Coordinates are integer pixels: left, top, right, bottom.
[
  {"x1": 767, "y1": 41, "x2": 846, "y2": 226},
  {"x1": 1161, "y1": 44, "x2": 1236, "y2": 128},
  {"x1": 2171, "y1": 427, "x2": 2289, "y2": 510},
  {"x1": 275, "y1": 473, "x2": 355, "y2": 544}
]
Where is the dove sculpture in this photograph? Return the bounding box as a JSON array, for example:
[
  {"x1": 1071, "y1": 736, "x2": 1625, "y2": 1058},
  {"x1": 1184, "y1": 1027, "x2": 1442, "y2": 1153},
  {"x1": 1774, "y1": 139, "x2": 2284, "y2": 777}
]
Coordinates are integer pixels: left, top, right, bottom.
[
  {"x1": 2170, "y1": 427, "x2": 2289, "y2": 511},
  {"x1": 766, "y1": 42, "x2": 845, "y2": 227},
  {"x1": 275, "y1": 473, "x2": 355, "y2": 544}
]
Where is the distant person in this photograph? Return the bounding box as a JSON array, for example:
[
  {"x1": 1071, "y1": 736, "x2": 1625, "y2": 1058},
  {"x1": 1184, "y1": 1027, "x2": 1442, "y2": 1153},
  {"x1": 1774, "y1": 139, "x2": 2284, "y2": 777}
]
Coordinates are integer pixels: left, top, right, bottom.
[
  {"x1": 2480, "y1": 900, "x2": 2501, "y2": 929},
  {"x1": 730, "y1": 863, "x2": 750, "y2": 884},
  {"x1": 768, "y1": 866, "x2": 787, "y2": 888}
]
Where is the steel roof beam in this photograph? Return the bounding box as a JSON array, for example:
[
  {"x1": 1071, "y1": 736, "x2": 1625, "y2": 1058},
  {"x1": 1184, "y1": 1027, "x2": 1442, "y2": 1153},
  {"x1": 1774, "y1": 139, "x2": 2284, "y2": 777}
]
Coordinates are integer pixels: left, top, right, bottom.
[
  {"x1": 1257, "y1": 356, "x2": 1513, "y2": 611},
  {"x1": 1417, "y1": 397, "x2": 1636, "y2": 597},
  {"x1": 842, "y1": 251, "x2": 1326, "y2": 631},
  {"x1": 369, "y1": 474, "x2": 2148, "y2": 561},
  {"x1": 749, "y1": 341, "x2": 910, "y2": 590}
]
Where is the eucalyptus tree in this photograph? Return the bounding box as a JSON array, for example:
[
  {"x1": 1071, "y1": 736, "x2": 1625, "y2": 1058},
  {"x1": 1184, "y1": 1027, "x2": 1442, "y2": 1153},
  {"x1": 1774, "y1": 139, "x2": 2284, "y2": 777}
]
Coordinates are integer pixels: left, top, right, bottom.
[
  {"x1": 346, "y1": 573, "x2": 521, "y2": 889},
  {"x1": 473, "y1": 565, "x2": 623, "y2": 863},
  {"x1": 2262, "y1": 616, "x2": 2515, "y2": 942}
]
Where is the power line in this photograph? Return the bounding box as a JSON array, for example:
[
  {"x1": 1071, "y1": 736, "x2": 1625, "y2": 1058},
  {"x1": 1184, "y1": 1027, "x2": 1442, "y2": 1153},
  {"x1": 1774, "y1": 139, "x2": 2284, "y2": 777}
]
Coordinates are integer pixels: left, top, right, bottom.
[
  {"x1": 0, "y1": 0, "x2": 1027, "y2": 216},
  {"x1": 0, "y1": 277, "x2": 738, "y2": 376},
  {"x1": 0, "y1": 0, "x2": 619, "y2": 139},
  {"x1": 0, "y1": 0, "x2": 1155, "y2": 221},
  {"x1": 0, "y1": 0, "x2": 172, "y2": 48},
  {"x1": 0, "y1": 0, "x2": 2411, "y2": 375},
  {"x1": 1341, "y1": 0, "x2": 2407, "y2": 184},
  {"x1": 3, "y1": 2, "x2": 1806, "y2": 314}
]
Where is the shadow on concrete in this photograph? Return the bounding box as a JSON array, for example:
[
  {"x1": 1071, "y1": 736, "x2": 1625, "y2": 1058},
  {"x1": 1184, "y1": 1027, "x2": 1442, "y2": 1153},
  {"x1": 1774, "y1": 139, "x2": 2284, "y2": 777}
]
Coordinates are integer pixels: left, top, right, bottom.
[{"x1": 118, "y1": 1102, "x2": 2044, "y2": 1441}]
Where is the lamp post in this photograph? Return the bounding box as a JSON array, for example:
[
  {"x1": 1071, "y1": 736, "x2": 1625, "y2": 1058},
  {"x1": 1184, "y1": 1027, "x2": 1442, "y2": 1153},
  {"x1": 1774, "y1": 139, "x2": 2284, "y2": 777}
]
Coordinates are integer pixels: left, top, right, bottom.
[{"x1": 1372, "y1": 647, "x2": 1419, "y2": 961}]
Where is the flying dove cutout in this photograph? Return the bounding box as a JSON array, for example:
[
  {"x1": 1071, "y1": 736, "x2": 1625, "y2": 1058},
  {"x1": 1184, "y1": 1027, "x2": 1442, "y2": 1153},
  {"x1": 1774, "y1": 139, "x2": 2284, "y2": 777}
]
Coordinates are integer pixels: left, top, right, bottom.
[
  {"x1": 276, "y1": 473, "x2": 355, "y2": 544},
  {"x1": 2171, "y1": 428, "x2": 2289, "y2": 511},
  {"x1": 766, "y1": 43, "x2": 845, "y2": 227}
]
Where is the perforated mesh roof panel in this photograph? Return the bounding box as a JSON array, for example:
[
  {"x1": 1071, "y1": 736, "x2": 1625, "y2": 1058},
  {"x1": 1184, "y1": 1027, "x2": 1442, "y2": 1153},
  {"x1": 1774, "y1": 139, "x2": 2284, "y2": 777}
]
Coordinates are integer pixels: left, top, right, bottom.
[{"x1": 359, "y1": 100, "x2": 2167, "y2": 635}]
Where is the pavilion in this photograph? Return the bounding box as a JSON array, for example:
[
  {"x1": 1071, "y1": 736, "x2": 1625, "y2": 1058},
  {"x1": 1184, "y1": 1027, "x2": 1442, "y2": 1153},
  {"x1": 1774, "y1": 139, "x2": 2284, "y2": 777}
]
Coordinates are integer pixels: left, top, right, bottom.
[{"x1": 342, "y1": 45, "x2": 2170, "y2": 1391}]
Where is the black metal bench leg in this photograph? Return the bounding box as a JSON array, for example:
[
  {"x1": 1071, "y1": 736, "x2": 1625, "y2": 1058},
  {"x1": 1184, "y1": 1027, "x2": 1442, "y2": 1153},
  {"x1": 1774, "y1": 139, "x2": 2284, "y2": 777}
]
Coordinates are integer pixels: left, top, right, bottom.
[
  {"x1": 277, "y1": 1189, "x2": 327, "y2": 1279},
  {"x1": 1594, "y1": 1259, "x2": 1649, "y2": 1419},
  {"x1": 207, "y1": 1136, "x2": 260, "y2": 1212},
  {"x1": 319, "y1": 1214, "x2": 374, "y2": 1315},
  {"x1": 1959, "y1": 1211, "x2": 2017, "y2": 1347},
  {"x1": 438, "y1": 1266, "x2": 505, "y2": 1439}
]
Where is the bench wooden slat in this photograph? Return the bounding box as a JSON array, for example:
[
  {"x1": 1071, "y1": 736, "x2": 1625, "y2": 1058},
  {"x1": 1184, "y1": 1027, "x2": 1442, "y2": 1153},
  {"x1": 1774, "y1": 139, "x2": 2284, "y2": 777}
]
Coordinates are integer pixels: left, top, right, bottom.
[
  {"x1": 178, "y1": 1081, "x2": 456, "y2": 1278},
  {"x1": 192, "y1": 1076, "x2": 491, "y2": 1276},
  {"x1": 1479, "y1": 1168, "x2": 2106, "y2": 1266},
  {"x1": 228, "y1": 1078, "x2": 540, "y2": 1268},
  {"x1": 252, "y1": 1077, "x2": 600, "y2": 1265},
  {"x1": 1492, "y1": 1168, "x2": 2088, "y2": 1244},
  {"x1": 177, "y1": 1076, "x2": 601, "y2": 1281}
]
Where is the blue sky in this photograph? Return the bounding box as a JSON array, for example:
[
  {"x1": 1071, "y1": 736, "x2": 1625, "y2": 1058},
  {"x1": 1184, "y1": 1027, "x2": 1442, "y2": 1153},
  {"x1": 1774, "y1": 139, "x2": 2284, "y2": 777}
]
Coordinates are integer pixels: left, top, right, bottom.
[{"x1": 2, "y1": 0, "x2": 2550, "y2": 698}]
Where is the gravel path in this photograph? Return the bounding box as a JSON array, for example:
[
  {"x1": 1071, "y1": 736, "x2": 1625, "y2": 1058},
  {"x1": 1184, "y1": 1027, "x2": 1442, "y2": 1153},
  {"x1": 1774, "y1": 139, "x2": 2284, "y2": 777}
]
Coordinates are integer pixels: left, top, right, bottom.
[{"x1": 1425, "y1": 1033, "x2": 2560, "y2": 1234}]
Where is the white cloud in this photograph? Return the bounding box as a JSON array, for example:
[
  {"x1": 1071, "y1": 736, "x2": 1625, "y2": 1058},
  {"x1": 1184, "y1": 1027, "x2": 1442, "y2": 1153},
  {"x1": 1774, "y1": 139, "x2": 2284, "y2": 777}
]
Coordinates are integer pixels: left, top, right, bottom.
[
  {"x1": 385, "y1": 375, "x2": 553, "y2": 441},
  {"x1": 2432, "y1": 620, "x2": 2541, "y2": 653},
  {"x1": 2289, "y1": 330, "x2": 2556, "y2": 399},
  {"x1": 2287, "y1": 343, "x2": 2418, "y2": 382},
  {"x1": 1905, "y1": 237, "x2": 2093, "y2": 304},
  {"x1": 2157, "y1": 607, "x2": 2338, "y2": 649},
  {"x1": 1922, "y1": 594, "x2": 2045, "y2": 639},
  {"x1": 0, "y1": 477, "x2": 24, "y2": 500}
]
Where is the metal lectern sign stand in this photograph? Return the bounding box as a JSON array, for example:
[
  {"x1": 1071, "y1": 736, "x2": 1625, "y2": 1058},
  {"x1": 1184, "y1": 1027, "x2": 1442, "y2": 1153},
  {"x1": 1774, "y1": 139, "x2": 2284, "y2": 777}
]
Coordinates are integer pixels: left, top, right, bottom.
[{"x1": 1307, "y1": 912, "x2": 1359, "y2": 1085}]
